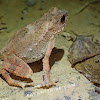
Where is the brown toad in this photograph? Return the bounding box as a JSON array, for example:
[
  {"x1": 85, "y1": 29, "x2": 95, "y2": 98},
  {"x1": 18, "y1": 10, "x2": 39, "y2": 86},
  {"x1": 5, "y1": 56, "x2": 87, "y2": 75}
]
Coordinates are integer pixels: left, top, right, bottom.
[{"x1": 0, "y1": 7, "x2": 68, "y2": 88}]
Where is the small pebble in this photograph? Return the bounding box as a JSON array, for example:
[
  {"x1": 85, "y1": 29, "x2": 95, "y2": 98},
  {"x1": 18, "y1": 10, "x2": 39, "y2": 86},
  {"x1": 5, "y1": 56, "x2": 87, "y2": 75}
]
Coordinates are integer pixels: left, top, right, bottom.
[
  {"x1": 64, "y1": 96, "x2": 71, "y2": 100},
  {"x1": 22, "y1": 7, "x2": 28, "y2": 15},
  {"x1": 26, "y1": 0, "x2": 36, "y2": 6},
  {"x1": 0, "y1": 27, "x2": 7, "y2": 30},
  {"x1": 20, "y1": 17, "x2": 24, "y2": 20},
  {"x1": 24, "y1": 91, "x2": 33, "y2": 96},
  {"x1": 38, "y1": 7, "x2": 43, "y2": 10}
]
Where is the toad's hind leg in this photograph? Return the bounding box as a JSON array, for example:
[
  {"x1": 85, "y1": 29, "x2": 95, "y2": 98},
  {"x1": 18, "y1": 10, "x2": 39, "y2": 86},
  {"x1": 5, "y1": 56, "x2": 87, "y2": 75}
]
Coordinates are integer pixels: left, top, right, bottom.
[
  {"x1": 1, "y1": 68, "x2": 30, "y2": 89},
  {"x1": 6, "y1": 54, "x2": 33, "y2": 79},
  {"x1": 0, "y1": 55, "x2": 34, "y2": 88}
]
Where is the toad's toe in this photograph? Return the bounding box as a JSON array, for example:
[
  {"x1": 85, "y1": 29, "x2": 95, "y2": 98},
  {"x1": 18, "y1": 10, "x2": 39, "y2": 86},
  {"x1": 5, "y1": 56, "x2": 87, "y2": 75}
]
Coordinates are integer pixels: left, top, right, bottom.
[{"x1": 34, "y1": 80, "x2": 58, "y2": 88}]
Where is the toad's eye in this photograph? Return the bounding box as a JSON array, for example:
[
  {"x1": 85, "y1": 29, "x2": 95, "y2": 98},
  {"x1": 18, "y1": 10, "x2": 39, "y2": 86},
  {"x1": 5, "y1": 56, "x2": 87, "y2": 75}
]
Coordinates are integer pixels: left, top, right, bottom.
[{"x1": 61, "y1": 15, "x2": 65, "y2": 24}]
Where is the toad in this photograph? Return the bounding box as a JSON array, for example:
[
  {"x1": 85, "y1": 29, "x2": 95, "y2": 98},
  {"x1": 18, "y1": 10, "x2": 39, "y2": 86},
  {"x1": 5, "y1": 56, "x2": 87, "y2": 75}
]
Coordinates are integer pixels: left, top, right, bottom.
[{"x1": 0, "y1": 7, "x2": 68, "y2": 88}]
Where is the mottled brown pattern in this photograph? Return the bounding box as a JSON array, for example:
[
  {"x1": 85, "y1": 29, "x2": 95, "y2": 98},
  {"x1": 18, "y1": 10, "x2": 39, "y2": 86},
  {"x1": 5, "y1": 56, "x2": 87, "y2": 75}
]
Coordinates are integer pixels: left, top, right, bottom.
[{"x1": 0, "y1": 7, "x2": 68, "y2": 88}]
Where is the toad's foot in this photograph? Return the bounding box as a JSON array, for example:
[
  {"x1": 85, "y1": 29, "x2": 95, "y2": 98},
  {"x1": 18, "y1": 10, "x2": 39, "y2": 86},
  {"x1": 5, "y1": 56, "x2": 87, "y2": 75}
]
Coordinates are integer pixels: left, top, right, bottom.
[
  {"x1": 34, "y1": 80, "x2": 58, "y2": 88},
  {"x1": 14, "y1": 82, "x2": 35, "y2": 89}
]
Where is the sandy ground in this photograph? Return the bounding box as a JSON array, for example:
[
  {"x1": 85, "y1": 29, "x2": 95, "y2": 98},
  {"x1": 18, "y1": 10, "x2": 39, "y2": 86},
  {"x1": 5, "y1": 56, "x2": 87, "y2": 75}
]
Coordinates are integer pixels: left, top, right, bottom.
[{"x1": 0, "y1": 0, "x2": 100, "y2": 100}]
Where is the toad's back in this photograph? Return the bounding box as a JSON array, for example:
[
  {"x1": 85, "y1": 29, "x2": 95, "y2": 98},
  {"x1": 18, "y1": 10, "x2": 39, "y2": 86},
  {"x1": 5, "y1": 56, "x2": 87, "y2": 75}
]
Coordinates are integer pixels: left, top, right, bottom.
[
  {"x1": 1, "y1": 22, "x2": 52, "y2": 63},
  {"x1": 0, "y1": 7, "x2": 67, "y2": 63}
]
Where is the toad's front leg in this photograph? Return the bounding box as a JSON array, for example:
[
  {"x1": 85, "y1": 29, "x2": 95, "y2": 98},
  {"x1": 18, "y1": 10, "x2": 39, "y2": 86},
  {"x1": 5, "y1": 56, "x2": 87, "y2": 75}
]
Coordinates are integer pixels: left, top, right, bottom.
[{"x1": 35, "y1": 36, "x2": 58, "y2": 88}]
